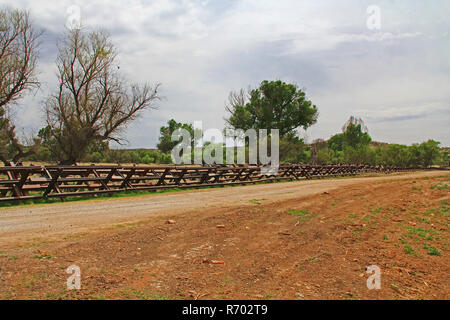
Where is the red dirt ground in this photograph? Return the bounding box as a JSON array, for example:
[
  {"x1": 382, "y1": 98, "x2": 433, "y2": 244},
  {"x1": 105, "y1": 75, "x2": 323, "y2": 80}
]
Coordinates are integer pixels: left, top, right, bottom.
[{"x1": 0, "y1": 172, "x2": 448, "y2": 300}]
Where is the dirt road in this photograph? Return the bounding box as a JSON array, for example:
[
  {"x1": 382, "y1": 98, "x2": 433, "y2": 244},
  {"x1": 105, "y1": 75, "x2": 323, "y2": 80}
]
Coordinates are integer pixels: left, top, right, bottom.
[{"x1": 0, "y1": 171, "x2": 445, "y2": 246}]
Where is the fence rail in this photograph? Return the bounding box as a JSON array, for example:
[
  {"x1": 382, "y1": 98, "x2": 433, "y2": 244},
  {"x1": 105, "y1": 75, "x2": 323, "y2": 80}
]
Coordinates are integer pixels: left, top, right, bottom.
[{"x1": 0, "y1": 164, "x2": 428, "y2": 202}]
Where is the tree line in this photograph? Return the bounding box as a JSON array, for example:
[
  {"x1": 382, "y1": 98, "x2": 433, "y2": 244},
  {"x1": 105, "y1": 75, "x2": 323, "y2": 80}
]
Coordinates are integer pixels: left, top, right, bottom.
[
  {"x1": 24, "y1": 94, "x2": 446, "y2": 168},
  {"x1": 313, "y1": 117, "x2": 445, "y2": 167}
]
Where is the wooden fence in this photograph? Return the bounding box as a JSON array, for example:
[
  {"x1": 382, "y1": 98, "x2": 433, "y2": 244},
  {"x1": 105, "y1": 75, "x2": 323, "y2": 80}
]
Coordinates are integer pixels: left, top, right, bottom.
[{"x1": 0, "y1": 164, "x2": 422, "y2": 202}]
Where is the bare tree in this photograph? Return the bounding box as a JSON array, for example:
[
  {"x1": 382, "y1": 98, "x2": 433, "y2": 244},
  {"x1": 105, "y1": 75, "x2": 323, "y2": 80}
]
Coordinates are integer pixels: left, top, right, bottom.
[
  {"x1": 342, "y1": 116, "x2": 368, "y2": 133},
  {"x1": 45, "y1": 28, "x2": 161, "y2": 164},
  {"x1": 0, "y1": 8, "x2": 41, "y2": 165},
  {"x1": 224, "y1": 88, "x2": 247, "y2": 117}
]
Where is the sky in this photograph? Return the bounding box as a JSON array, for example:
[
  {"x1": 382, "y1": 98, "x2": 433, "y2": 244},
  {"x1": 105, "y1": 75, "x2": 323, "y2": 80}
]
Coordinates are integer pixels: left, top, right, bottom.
[{"x1": 2, "y1": 0, "x2": 449, "y2": 148}]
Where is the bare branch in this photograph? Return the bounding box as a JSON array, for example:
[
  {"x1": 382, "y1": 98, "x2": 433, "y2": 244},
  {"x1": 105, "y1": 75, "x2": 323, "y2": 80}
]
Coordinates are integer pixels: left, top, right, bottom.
[{"x1": 0, "y1": 8, "x2": 41, "y2": 107}]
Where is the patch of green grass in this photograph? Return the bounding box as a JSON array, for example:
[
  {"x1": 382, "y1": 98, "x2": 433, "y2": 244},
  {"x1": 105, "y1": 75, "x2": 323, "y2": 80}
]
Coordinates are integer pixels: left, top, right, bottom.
[
  {"x1": 63, "y1": 233, "x2": 87, "y2": 240},
  {"x1": 19, "y1": 275, "x2": 37, "y2": 289},
  {"x1": 363, "y1": 214, "x2": 375, "y2": 222},
  {"x1": 431, "y1": 183, "x2": 449, "y2": 190},
  {"x1": 391, "y1": 284, "x2": 400, "y2": 292},
  {"x1": 407, "y1": 227, "x2": 440, "y2": 241},
  {"x1": 8, "y1": 255, "x2": 17, "y2": 261},
  {"x1": 288, "y1": 209, "x2": 312, "y2": 216},
  {"x1": 348, "y1": 213, "x2": 357, "y2": 218},
  {"x1": 424, "y1": 243, "x2": 441, "y2": 256},
  {"x1": 45, "y1": 290, "x2": 66, "y2": 300},
  {"x1": 403, "y1": 245, "x2": 416, "y2": 256},
  {"x1": 112, "y1": 221, "x2": 145, "y2": 230},
  {"x1": 33, "y1": 254, "x2": 52, "y2": 259},
  {"x1": 439, "y1": 201, "x2": 449, "y2": 217},
  {"x1": 287, "y1": 209, "x2": 318, "y2": 222},
  {"x1": 115, "y1": 288, "x2": 132, "y2": 299},
  {"x1": 133, "y1": 289, "x2": 169, "y2": 300},
  {"x1": 417, "y1": 217, "x2": 431, "y2": 224},
  {"x1": 383, "y1": 234, "x2": 388, "y2": 241},
  {"x1": 372, "y1": 207, "x2": 382, "y2": 214},
  {"x1": 352, "y1": 225, "x2": 367, "y2": 236}
]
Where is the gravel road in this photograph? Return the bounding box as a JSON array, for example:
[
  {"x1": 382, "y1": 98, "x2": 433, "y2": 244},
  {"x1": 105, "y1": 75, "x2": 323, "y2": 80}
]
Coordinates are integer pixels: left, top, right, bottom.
[{"x1": 0, "y1": 171, "x2": 445, "y2": 246}]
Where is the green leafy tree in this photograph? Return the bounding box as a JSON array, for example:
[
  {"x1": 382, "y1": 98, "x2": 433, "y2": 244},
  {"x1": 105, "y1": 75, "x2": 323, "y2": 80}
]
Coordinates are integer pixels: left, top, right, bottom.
[
  {"x1": 279, "y1": 133, "x2": 309, "y2": 163},
  {"x1": 409, "y1": 144, "x2": 423, "y2": 166},
  {"x1": 318, "y1": 116, "x2": 373, "y2": 165},
  {"x1": 88, "y1": 152, "x2": 103, "y2": 163},
  {"x1": 343, "y1": 144, "x2": 375, "y2": 165},
  {"x1": 419, "y1": 140, "x2": 440, "y2": 167},
  {"x1": 317, "y1": 147, "x2": 332, "y2": 164},
  {"x1": 317, "y1": 147, "x2": 344, "y2": 164},
  {"x1": 159, "y1": 153, "x2": 172, "y2": 164},
  {"x1": 342, "y1": 123, "x2": 371, "y2": 148},
  {"x1": 83, "y1": 140, "x2": 109, "y2": 162},
  {"x1": 440, "y1": 151, "x2": 449, "y2": 166},
  {"x1": 225, "y1": 80, "x2": 318, "y2": 137},
  {"x1": 157, "y1": 119, "x2": 200, "y2": 154},
  {"x1": 141, "y1": 155, "x2": 153, "y2": 164},
  {"x1": 129, "y1": 151, "x2": 141, "y2": 163},
  {"x1": 328, "y1": 133, "x2": 344, "y2": 152},
  {"x1": 379, "y1": 144, "x2": 411, "y2": 166}
]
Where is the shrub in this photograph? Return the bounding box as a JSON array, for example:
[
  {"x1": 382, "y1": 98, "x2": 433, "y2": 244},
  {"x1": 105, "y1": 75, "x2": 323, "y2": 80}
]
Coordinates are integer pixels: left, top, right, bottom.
[
  {"x1": 160, "y1": 153, "x2": 172, "y2": 164},
  {"x1": 89, "y1": 152, "x2": 103, "y2": 163}
]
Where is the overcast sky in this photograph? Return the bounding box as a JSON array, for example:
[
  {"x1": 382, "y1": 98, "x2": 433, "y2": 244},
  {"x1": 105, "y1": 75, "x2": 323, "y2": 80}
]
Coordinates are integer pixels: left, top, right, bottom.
[{"x1": 2, "y1": 0, "x2": 449, "y2": 148}]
